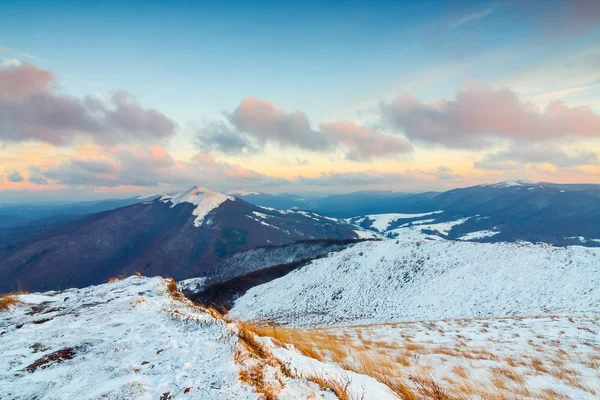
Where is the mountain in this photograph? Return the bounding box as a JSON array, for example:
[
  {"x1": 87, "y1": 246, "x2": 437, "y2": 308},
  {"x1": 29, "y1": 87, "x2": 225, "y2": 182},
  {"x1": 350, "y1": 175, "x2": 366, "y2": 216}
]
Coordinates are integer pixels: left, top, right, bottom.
[
  {"x1": 0, "y1": 186, "x2": 359, "y2": 293},
  {"x1": 343, "y1": 181, "x2": 600, "y2": 246},
  {"x1": 236, "y1": 191, "x2": 439, "y2": 217},
  {"x1": 229, "y1": 239, "x2": 600, "y2": 327},
  {"x1": 0, "y1": 195, "x2": 161, "y2": 226},
  {"x1": 0, "y1": 195, "x2": 162, "y2": 247}
]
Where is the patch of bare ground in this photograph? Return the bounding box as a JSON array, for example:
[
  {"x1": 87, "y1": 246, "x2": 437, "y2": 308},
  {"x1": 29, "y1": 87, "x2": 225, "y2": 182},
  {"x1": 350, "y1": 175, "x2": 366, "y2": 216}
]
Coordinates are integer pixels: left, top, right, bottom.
[{"x1": 24, "y1": 347, "x2": 79, "y2": 373}]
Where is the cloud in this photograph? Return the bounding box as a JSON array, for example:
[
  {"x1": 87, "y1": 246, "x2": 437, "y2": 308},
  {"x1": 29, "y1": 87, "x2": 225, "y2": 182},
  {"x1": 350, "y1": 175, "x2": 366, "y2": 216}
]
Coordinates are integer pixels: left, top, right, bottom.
[
  {"x1": 538, "y1": 0, "x2": 600, "y2": 37},
  {"x1": 195, "y1": 121, "x2": 257, "y2": 155},
  {"x1": 35, "y1": 146, "x2": 288, "y2": 191},
  {"x1": 450, "y1": 6, "x2": 496, "y2": 28},
  {"x1": 27, "y1": 166, "x2": 49, "y2": 185},
  {"x1": 226, "y1": 98, "x2": 335, "y2": 151},
  {"x1": 0, "y1": 46, "x2": 37, "y2": 59},
  {"x1": 475, "y1": 144, "x2": 600, "y2": 170},
  {"x1": 319, "y1": 121, "x2": 412, "y2": 161},
  {"x1": 380, "y1": 81, "x2": 600, "y2": 149},
  {"x1": 0, "y1": 61, "x2": 53, "y2": 98},
  {"x1": 6, "y1": 171, "x2": 24, "y2": 182},
  {"x1": 0, "y1": 62, "x2": 177, "y2": 146},
  {"x1": 295, "y1": 166, "x2": 460, "y2": 189},
  {"x1": 419, "y1": 166, "x2": 463, "y2": 180},
  {"x1": 198, "y1": 98, "x2": 412, "y2": 162}
]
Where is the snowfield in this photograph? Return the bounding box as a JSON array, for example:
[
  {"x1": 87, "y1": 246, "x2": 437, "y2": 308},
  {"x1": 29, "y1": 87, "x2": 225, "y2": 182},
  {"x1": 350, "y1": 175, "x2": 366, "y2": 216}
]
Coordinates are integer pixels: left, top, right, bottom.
[
  {"x1": 351, "y1": 211, "x2": 444, "y2": 233},
  {"x1": 230, "y1": 239, "x2": 600, "y2": 327},
  {"x1": 0, "y1": 277, "x2": 332, "y2": 400},
  {"x1": 161, "y1": 186, "x2": 234, "y2": 227}
]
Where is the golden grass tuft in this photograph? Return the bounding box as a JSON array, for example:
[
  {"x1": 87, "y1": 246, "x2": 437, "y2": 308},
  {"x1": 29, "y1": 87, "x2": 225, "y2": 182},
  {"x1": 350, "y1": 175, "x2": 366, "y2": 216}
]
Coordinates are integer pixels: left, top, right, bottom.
[
  {"x1": 306, "y1": 373, "x2": 356, "y2": 400},
  {"x1": 0, "y1": 294, "x2": 22, "y2": 311},
  {"x1": 165, "y1": 278, "x2": 184, "y2": 300}
]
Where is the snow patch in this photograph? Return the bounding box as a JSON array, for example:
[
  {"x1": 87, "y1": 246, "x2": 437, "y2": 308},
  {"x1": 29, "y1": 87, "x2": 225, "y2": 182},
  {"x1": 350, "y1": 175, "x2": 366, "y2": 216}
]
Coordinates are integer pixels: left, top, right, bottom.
[
  {"x1": 458, "y1": 230, "x2": 500, "y2": 240},
  {"x1": 161, "y1": 186, "x2": 234, "y2": 227},
  {"x1": 360, "y1": 211, "x2": 444, "y2": 232}
]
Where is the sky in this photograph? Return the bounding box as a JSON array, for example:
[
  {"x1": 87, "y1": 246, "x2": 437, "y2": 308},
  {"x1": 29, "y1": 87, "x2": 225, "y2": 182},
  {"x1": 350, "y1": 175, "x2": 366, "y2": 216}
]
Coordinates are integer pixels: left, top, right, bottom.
[{"x1": 1, "y1": 0, "x2": 600, "y2": 201}]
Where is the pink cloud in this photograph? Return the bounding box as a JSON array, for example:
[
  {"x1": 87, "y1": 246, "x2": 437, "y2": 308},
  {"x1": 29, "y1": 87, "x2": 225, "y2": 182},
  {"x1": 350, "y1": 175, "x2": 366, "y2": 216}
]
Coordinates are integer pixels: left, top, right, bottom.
[
  {"x1": 320, "y1": 121, "x2": 412, "y2": 161},
  {"x1": 0, "y1": 62, "x2": 54, "y2": 99},
  {"x1": 0, "y1": 62, "x2": 177, "y2": 146},
  {"x1": 227, "y1": 98, "x2": 334, "y2": 151},
  {"x1": 381, "y1": 82, "x2": 600, "y2": 149},
  {"x1": 199, "y1": 98, "x2": 413, "y2": 161}
]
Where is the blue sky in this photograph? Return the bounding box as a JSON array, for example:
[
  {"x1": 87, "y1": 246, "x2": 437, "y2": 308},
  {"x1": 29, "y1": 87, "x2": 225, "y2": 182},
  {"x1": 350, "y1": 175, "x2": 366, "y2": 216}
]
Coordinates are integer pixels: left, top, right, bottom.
[{"x1": 1, "y1": 0, "x2": 600, "y2": 201}]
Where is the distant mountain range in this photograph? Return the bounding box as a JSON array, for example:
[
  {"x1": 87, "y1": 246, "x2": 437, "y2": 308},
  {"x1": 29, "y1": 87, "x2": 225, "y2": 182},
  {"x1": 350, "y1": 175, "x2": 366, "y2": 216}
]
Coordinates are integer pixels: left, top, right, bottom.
[
  {"x1": 2, "y1": 180, "x2": 599, "y2": 293},
  {"x1": 240, "y1": 181, "x2": 600, "y2": 247},
  {"x1": 0, "y1": 186, "x2": 359, "y2": 293}
]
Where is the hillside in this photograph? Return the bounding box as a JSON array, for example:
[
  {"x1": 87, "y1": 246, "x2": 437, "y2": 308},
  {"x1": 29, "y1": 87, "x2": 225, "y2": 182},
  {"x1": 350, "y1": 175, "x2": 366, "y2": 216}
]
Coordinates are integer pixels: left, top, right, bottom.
[
  {"x1": 229, "y1": 239, "x2": 600, "y2": 326},
  {"x1": 0, "y1": 186, "x2": 359, "y2": 293},
  {"x1": 243, "y1": 182, "x2": 600, "y2": 246},
  {"x1": 0, "y1": 276, "x2": 343, "y2": 399}
]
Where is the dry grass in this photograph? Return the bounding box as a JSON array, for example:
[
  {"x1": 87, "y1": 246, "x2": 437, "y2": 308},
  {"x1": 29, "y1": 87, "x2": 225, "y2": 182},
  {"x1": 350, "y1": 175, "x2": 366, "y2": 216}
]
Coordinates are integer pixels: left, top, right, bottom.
[
  {"x1": 234, "y1": 322, "x2": 299, "y2": 399},
  {"x1": 451, "y1": 366, "x2": 468, "y2": 379},
  {"x1": 492, "y1": 367, "x2": 524, "y2": 384},
  {"x1": 306, "y1": 373, "x2": 356, "y2": 400},
  {"x1": 236, "y1": 317, "x2": 600, "y2": 400},
  {"x1": 0, "y1": 293, "x2": 23, "y2": 311},
  {"x1": 165, "y1": 278, "x2": 183, "y2": 300}
]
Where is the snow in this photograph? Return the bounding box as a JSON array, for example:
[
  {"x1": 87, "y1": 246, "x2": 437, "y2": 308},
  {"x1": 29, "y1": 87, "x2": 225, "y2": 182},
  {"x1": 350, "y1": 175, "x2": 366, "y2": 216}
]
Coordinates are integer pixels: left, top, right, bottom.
[
  {"x1": 0, "y1": 277, "x2": 339, "y2": 399},
  {"x1": 493, "y1": 181, "x2": 524, "y2": 187},
  {"x1": 228, "y1": 190, "x2": 260, "y2": 196},
  {"x1": 270, "y1": 346, "x2": 398, "y2": 399},
  {"x1": 177, "y1": 277, "x2": 207, "y2": 293},
  {"x1": 358, "y1": 211, "x2": 444, "y2": 232},
  {"x1": 354, "y1": 229, "x2": 381, "y2": 239},
  {"x1": 230, "y1": 239, "x2": 600, "y2": 327},
  {"x1": 458, "y1": 229, "x2": 500, "y2": 240},
  {"x1": 0, "y1": 277, "x2": 260, "y2": 399},
  {"x1": 273, "y1": 316, "x2": 600, "y2": 399},
  {"x1": 161, "y1": 186, "x2": 234, "y2": 227},
  {"x1": 386, "y1": 217, "x2": 470, "y2": 240},
  {"x1": 252, "y1": 211, "x2": 271, "y2": 219}
]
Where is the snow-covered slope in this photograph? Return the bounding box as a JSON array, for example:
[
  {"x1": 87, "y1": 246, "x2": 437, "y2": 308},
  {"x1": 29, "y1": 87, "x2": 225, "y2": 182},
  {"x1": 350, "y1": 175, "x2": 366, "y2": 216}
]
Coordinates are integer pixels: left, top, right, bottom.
[
  {"x1": 230, "y1": 240, "x2": 600, "y2": 327},
  {"x1": 0, "y1": 277, "x2": 255, "y2": 399},
  {"x1": 0, "y1": 276, "x2": 339, "y2": 399},
  {"x1": 161, "y1": 186, "x2": 235, "y2": 227}
]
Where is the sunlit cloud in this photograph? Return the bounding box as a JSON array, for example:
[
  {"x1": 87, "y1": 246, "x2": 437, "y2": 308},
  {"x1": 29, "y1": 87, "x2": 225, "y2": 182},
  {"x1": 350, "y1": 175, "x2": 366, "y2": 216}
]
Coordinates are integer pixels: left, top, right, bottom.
[
  {"x1": 475, "y1": 144, "x2": 599, "y2": 170},
  {"x1": 197, "y1": 98, "x2": 413, "y2": 162},
  {"x1": 380, "y1": 81, "x2": 600, "y2": 149},
  {"x1": 0, "y1": 62, "x2": 177, "y2": 146}
]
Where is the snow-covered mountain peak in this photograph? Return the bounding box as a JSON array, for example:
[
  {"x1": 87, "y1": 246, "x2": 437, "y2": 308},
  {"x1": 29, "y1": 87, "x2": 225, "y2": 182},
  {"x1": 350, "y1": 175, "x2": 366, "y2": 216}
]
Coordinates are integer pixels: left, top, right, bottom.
[
  {"x1": 161, "y1": 186, "x2": 235, "y2": 227},
  {"x1": 228, "y1": 189, "x2": 260, "y2": 196}
]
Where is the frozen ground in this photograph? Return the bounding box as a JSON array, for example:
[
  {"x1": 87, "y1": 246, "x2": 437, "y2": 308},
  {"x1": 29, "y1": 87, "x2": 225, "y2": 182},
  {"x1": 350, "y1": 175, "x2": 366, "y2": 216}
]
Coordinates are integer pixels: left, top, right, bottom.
[
  {"x1": 0, "y1": 277, "x2": 330, "y2": 399},
  {"x1": 256, "y1": 316, "x2": 600, "y2": 399},
  {"x1": 230, "y1": 239, "x2": 600, "y2": 326}
]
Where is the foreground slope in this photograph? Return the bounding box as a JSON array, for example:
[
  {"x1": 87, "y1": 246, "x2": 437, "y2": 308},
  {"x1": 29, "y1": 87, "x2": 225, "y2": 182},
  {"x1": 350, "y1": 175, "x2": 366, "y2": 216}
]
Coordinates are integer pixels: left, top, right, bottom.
[
  {"x1": 247, "y1": 315, "x2": 600, "y2": 399},
  {"x1": 230, "y1": 240, "x2": 600, "y2": 326},
  {"x1": 0, "y1": 186, "x2": 358, "y2": 293},
  {"x1": 0, "y1": 276, "x2": 340, "y2": 400},
  {"x1": 0, "y1": 277, "x2": 256, "y2": 399}
]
